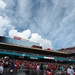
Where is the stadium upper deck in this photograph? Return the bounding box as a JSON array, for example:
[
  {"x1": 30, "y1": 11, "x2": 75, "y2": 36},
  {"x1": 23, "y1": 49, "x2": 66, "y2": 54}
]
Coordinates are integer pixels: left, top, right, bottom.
[
  {"x1": 0, "y1": 36, "x2": 66, "y2": 57},
  {"x1": 56, "y1": 47, "x2": 75, "y2": 54},
  {"x1": 0, "y1": 36, "x2": 75, "y2": 63},
  {"x1": 56, "y1": 47, "x2": 75, "y2": 60}
]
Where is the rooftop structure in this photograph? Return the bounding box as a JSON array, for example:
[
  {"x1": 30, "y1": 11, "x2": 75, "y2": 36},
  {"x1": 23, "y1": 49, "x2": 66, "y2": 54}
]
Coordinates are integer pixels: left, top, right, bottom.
[
  {"x1": 0, "y1": 36, "x2": 75, "y2": 63},
  {"x1": 0, "y1": 36, "x2": 40, "y2": 48},
  {"x1": 57, "y1": 47, "x2": 75, "y2": 54}
]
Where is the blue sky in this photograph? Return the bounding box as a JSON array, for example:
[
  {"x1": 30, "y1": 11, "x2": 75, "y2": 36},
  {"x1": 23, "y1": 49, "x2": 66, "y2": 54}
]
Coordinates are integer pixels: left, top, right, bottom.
[{"x1": 0, "y1": 0, "x2": 75, "y2": 50}]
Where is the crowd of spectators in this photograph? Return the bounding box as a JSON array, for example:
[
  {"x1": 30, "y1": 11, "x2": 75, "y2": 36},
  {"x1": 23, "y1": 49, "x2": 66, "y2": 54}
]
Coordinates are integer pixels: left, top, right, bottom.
[{"x1": 0, "y1": 57, "x2": 75, "y2": 75}]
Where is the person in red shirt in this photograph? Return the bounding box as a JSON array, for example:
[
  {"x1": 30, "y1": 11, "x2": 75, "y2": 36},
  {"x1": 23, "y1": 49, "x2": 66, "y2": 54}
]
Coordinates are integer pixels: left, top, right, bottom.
[
  {"x1": 73, "y1": 72, "x2": 75, "y2": 75},
  {"x1": 14, "y1": 60, "x2": 20, "y2": 69},
  {"x1": 32, "y1": 63, "x2": 37, "y2": 70},
  {"x1": 47, "y1": 69, "x2": 52, "y2": 75},
  {"x1": 48, "y1": 64, "x2": 56, "y2": 70}
]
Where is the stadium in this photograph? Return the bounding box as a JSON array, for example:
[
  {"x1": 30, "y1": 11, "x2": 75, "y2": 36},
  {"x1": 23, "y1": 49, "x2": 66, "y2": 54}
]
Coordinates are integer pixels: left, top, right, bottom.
[{"x1": 0, "y1": 36, "x2": 75, "y2": 75}]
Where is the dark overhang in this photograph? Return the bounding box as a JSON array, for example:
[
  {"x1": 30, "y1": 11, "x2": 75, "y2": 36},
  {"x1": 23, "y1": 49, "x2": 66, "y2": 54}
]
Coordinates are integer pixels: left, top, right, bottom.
[{"x1": 0, "y1": 43, "x2": 67, "y2": 57}]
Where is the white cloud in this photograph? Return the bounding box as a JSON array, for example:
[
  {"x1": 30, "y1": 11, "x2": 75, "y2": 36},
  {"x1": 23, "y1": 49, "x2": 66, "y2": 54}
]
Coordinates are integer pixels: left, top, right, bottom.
[
  {"x1": 30, "y1": 33, "x2": 41, "y2": 43},
  {"x1": 9, "y1": 29, "x2": 31, "y2": 40},
  {"x1": 40, "y1": 39, "x2": 52, "y2": 49},
  {"x1": 0, "y1": 0, "x2": 12, "y2": 36},
  {"x1": 0, "y1": 16, "x2": 12, "y2": 36},
  {"x1": 0, "y1": 16, "x2": 10, "y2": 25},
  {"x1": 0, "y1": 0, "x2": 7, "y2": 9},
  {"x1": 0, "y1": 26, "x2": 6, "y2": 36},
  {"x1": 30, "y1": 33, "x2": 52, "y2": 49},
  {"x1": 9, "y1": 29, "x2": 52, "y2": 49},
  {"x1": 9, "y1": 29, "x2": 18, "y2": 38}
]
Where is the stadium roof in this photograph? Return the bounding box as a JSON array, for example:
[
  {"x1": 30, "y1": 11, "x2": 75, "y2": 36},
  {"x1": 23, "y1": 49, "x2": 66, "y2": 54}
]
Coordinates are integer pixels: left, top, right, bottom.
[
  {"x1": 57, "y1": 47, "x2": 75, "y2": 51},
  {"x1": 0, "y1": 43, "x2": 67, "y2": 57}
]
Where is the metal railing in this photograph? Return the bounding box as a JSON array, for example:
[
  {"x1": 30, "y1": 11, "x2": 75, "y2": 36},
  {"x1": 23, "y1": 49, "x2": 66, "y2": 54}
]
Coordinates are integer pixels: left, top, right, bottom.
[{"x1": 3, "y1": 69, "x2": 68, "y2": 75}]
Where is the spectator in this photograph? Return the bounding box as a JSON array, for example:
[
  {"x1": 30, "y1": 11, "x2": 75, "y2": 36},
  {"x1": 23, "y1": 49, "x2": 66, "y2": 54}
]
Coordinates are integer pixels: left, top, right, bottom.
[
  {"x1": 40, "y1": 63, "x2": 44, "y2": 70},
  {"x1": 47, "y1": 69, "x2": 52, "y2": 75},
  {"x1": 67, "y1": 65, "x2": 74, "y2": 75},
  {"x1": 0, "y1": 61, "x2": 4, "y2": 75},
  {"x1": 37, "y1": 64, "x2": 40, "y2": 75},
  {"x1": 10, "y1": 60, "x2": 15, "y2": 69}
]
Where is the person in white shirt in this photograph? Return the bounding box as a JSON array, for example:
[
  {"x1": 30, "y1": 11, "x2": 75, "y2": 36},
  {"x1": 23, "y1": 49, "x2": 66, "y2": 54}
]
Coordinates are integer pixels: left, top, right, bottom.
[
  {"x1": 37, "y1": 64, "x2": 40, "y2": 75},
  {"x1": 67, "y1": 65, "x2": 74, "y2": 75},
  {"x1": 0, "y1": 61, "x2": 4, "y2": 75},
  {"x1": 37, "y1": 64, "x2": 40, "y2": 70}
]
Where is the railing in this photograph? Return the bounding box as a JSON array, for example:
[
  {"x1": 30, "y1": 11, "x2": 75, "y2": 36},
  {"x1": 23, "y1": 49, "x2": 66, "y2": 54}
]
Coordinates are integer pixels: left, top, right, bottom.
[{"x1": 3, "y1": 69, "x2": 68, "y2": 75}]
